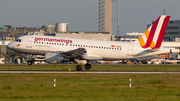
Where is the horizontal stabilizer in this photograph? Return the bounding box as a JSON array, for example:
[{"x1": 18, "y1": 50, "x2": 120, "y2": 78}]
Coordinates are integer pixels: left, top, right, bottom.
[{"x1": 145, "y1": 48, "x2": 161, "y2": 52}]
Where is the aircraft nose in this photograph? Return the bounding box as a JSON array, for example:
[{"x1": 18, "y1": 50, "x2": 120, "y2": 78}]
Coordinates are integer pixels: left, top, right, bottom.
[{"x1": 7, "y1": 42, "x2": 13, "y2": 50}]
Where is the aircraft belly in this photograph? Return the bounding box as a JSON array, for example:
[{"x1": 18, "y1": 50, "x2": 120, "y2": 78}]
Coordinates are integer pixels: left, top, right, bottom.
[
  {"x1": 11, "y1": 47, "x2": 46, "y2": 55},
  {"x1": 83, "y1": 54, "x2": 103, "y2": 60},
  {"x1": 88, "y1": 49, "x2": 129, "y2": 60}
]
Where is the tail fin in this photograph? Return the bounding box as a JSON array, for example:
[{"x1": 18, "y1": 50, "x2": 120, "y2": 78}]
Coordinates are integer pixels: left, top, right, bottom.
[{"x1": 138, "y1": 15, "x2": 170, "y2": 49}]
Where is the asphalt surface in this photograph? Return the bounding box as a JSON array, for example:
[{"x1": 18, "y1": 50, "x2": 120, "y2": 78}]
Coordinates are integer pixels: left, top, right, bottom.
[{"x1": 0, "y1": 71, "x2": 180, "y2": 74}]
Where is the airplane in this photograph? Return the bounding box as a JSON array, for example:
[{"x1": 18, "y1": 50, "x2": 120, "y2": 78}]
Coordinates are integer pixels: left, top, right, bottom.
[{"x1": 7, "y1": 15, "x2": 170, "y2": 71}]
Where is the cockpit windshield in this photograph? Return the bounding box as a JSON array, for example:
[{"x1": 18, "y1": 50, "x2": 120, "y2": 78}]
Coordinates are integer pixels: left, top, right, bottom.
[{"x1": 15, "y1": 39, "x2": 21, "y2": 42}]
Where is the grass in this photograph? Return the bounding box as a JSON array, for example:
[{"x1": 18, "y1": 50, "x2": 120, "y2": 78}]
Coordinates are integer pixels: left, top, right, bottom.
[
  {"x1": 0, "y1": 73, "x2": 180, "y2": 100},
  {"x1": 0, "y1": 64, "x2": 180, "y2": 71},
  {"x1": 0, "y1": 64, "x2": 180, "y2": 100}
]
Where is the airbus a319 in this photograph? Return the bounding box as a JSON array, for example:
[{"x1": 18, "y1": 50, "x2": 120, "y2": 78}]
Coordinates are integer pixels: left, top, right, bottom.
[{"x1": 7, "y1": 15, "x2": 170, "y2": 71}]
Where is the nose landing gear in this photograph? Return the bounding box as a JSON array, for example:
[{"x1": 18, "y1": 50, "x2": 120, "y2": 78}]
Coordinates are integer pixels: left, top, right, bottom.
[{"x1": 27, "y1": 60, "x2": 32, "y2": 65}]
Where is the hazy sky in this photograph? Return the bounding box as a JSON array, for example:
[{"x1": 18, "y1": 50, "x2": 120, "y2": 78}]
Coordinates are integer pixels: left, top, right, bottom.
[{"x1": 0, "y1": 0, "x2": 180, "y2": 35}]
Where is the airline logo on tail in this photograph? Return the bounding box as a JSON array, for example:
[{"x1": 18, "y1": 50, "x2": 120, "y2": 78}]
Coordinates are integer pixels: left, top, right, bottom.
[{"x1": 138, "y1": 15, "x2": 170, "y2": 49}]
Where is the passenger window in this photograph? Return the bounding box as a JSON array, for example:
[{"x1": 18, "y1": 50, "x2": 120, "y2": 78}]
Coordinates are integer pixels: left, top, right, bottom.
[
  {"x1": 91, "y1": 46, "x2": 93, "y2": 48},
  {"x1": 54, "y1": 43, "x2": 56, "y2": 45},
  {"x1": 62, "y1": 44, "x2": 64, "y2": 46},
  {"x1": 57, "y1": 43, "x2": 59, "y2": 45}
]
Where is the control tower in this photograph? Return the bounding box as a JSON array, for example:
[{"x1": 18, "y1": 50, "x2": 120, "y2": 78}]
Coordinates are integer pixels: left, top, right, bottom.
[
  {"x1": 99, "y1": 0, "x2": 112, "y2": 35},
  {"x1": 99, "y1": 0, "x2": 119, "y2": 37}
]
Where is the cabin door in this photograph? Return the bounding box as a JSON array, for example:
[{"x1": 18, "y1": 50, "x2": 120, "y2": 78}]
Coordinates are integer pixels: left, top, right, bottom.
[
  {"x1": 127, "y1": 45, "x2": 134, "y2": 55},
  {"x1": 26, "y1": 36, "x2": 33, "y2": 48}
]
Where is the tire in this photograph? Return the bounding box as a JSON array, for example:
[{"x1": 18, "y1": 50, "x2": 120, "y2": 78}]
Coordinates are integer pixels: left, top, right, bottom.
[
  {"x1": 76, "y1": 65, "x2": 83, "y2": 71},
  {"x1": 84, "y1": 64, "x2": 91, "y2": 70},
  {"x1": 27, "y1": 61, "x2": 32, "y2": 65}
]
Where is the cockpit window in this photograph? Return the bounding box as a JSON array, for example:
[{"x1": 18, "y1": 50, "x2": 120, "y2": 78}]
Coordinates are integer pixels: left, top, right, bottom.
[{"x1": 15, "y1": 39, "x2": 21, "y2": 42}]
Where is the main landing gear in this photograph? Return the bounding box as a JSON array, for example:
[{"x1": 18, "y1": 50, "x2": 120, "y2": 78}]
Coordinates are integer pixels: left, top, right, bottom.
[
  {"x1": 76, "y1": 65, "x2": 83, "y2": 71},
  {"x1": 76, "y1": 63, "x2": 91, "y2": 71},
  {"x1": 84, "y1": 63, "x2": 91, "y2": 70}
]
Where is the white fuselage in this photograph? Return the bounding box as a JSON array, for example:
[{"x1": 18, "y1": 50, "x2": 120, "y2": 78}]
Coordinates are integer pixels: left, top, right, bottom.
[{"x1": 7, "y1": 35, "x2": 170, "y2": 60}]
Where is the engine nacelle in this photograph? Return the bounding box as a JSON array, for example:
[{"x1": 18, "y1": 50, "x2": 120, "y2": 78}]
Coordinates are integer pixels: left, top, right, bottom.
[{"x1": 45, "y1": 52, "x2": 69, "y2": 64}]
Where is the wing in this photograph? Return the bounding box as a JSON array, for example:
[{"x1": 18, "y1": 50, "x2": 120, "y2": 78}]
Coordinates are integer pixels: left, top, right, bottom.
[
  {"x1": 60, "y1": 48, "x2": 87, "y2": 59},
  {"x1": 46, "y1": 48, "x2": 102, "y2": 62}
]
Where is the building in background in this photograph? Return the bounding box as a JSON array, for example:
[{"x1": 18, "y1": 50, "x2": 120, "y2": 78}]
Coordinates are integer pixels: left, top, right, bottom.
[
  {"x1": 42, "y1": 25, "x2": 55, "y2": 32},
  {"x1": 0, "y1": 40, "x2": 12, "y2": 64}
]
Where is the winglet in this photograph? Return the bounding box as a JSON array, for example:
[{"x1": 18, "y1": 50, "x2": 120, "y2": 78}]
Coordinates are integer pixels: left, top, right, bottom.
[{"x1": 138, "y1": 15, "x2": 170, "y2": 49}]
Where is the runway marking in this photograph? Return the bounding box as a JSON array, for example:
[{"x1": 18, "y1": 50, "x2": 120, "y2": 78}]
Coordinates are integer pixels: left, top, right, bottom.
[{"x1": 0, "y1": 71, "x2": 180, "y2": 74}]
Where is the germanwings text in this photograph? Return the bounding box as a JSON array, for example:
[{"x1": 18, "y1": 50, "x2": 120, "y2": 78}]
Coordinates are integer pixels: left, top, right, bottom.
[{"x1": 34, "y1": 37, "x2": 72, "y2": 44}]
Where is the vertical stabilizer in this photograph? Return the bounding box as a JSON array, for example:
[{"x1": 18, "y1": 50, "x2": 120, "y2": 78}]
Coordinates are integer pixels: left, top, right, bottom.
[{"x1": 138, "y1": 15, "x2": 170, "y2": 49}]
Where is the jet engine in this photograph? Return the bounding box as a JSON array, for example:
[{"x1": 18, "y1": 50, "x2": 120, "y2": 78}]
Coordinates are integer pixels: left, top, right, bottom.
[{"x1": 45, "y1": 52, "x2": 70, "y2": 64}]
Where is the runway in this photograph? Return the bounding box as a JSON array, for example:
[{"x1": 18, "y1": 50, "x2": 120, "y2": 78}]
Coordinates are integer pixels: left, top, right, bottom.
[{"x1": 0, "y1": 71, "x2": 180, "y2": 74}]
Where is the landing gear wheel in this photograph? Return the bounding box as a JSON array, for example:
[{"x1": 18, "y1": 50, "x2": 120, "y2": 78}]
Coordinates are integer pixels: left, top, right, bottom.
[
  {"x1": 142, "y1": 61, "x2": 147, "y2": 64},
  {"x1": 27, "y1": 61, "x2": 32, "y2": 65},
  {"x1": 84, "y1": 63, "x2": 91, "y2": 70},
  {"x1": 76, "y1": 65, "x2": 83, "y2": 71}
]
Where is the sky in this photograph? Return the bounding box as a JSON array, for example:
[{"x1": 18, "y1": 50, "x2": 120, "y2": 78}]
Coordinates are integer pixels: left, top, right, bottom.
[{"x1": 0, "y1": 0, "x2": 180, "y2": 36}]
